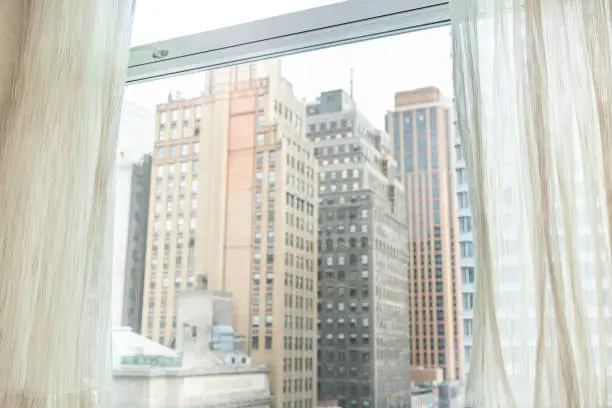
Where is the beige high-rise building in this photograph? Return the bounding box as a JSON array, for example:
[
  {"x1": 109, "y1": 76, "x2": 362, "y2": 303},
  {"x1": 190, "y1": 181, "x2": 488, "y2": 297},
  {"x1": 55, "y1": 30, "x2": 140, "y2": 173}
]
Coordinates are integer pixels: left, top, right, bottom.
[
  {"x1": 385, "y1": 87, "x2": 464, "y2": 380},
  {"x1": 141, "y1": 60, "x2": 318, "y2": 408}
]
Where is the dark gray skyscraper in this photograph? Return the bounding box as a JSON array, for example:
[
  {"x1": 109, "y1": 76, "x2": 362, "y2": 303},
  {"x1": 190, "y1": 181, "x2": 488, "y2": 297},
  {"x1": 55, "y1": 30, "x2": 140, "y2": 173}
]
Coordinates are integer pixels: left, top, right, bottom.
[
  {"x1": 307, "y1": 90, "x2": 411, "y2": 408},
  {"x1": 121, "y1": 154, "x2": 152, "y2": 333}
]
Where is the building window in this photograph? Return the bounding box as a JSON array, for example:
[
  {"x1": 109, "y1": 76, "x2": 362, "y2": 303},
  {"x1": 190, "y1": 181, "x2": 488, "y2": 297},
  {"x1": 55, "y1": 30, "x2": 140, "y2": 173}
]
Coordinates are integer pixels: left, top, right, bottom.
[
  {"x1": 457, "y1": 168, "x2": 467, "y2": 184},
  {"x1": 257, "y1": 116, "x2": 265, "y2": 128},
  {"x1": 265, "y1": 335, "x2": 272, "y2": 349},
  {"x1": 459, "y1": 216, "x2": 472, "y2": 233},
  {"x1": 460, "y1": 242, "x2": 474, "y2": 258},
  {"x1": 252, "y1": 336, "x2": 259, "y2": 350},
  {"x1": 463, "y1": 293, "x2": 475, "y2": 310},
  {"x1": 461, "y1": 266, "x2": 475, "y2": 284},
  {"x1": 256, "y1": 133, "x2": 264, "y2": 146},
  {"x1": 464, "y1": 319, "x2": 473, "y2": 336},
  {"x1": 458, "y1": 191, "x2": 469, "y2": 209}
]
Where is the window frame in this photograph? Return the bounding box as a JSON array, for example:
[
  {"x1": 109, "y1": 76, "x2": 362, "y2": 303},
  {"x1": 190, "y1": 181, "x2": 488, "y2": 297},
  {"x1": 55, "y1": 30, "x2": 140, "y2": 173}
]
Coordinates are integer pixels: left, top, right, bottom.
[{"x1": 127, "y1": 0, "x2": 449, "y2": 83}]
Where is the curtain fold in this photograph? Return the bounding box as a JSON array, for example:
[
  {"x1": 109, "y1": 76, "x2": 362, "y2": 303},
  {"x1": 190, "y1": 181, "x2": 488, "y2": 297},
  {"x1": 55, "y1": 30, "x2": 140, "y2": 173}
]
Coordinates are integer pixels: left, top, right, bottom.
[
  {"x1": 0, "y1": 1, "x2": 134, "y2": 406},
  {"x1": 452, "y1": 0, "x2": 612, "y2": 406}
]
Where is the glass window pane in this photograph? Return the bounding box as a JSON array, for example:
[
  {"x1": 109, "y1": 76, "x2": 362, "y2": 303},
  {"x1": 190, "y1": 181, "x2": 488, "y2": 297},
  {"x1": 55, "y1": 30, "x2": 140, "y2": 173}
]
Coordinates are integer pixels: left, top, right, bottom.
[
  {"x1": 131, "y1": 0, "x2": 347, "y2": 45},
  {"x1": 115, "y1": 27, "x2": 452, "y2": 406}
]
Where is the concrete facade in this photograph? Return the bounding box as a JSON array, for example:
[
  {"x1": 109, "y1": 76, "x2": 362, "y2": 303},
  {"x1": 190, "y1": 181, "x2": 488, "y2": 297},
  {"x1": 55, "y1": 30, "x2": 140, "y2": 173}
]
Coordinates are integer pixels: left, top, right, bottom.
[
  {"x1": 307, "y1": 90, "x2": 411, "y2": 407},
  {"x1": 113, "y1": 367, "x2": 272, "y2": 408},
  {"x1": 386, "y1": 87, "x2": 464, "y2": 380},
  {"x1": 141, "y1": 60, "x2": 318, "y2": 408}
]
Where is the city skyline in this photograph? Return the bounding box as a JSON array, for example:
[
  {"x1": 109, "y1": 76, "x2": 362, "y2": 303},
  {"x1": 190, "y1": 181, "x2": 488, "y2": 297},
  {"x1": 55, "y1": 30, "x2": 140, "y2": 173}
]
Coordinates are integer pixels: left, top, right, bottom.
[{"x1": 115, "y1": 23, "x2": 461, "y2": 408}]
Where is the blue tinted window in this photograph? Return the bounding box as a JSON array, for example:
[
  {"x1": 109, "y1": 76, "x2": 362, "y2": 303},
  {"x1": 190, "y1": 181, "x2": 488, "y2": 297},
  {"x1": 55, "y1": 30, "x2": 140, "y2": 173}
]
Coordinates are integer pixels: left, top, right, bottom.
[
  {"x1": 418, "y1": 152, "x2": 428, "y2": 172},
  {"x1": 417, "y1": 109, "x2": 427, "y2": 132},
  {"x1": 432, "y1": 151, "x2": 439, "y2": 170},
  {"x1": 393, "y1": 113, "x2": 400, "y2": 142},
  {"x1": 405, "y1": 156, "x2": 414, "y2": 173},
  {"x1": 430, "y1": 107, "x2": 437, "y2": 131},
  {"x1": 403, "y1": 112, "x2": 413, "y2": 154},
  {"x1": 417, "y1": 133, "x2": 427, "y2": 153}
]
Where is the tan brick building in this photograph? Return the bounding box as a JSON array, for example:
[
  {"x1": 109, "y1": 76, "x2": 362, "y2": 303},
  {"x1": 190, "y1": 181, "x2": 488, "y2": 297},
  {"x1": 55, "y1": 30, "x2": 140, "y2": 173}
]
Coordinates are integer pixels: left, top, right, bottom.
[{"x1": 141, "y1": 60, "x2": 318, "y2": 408}]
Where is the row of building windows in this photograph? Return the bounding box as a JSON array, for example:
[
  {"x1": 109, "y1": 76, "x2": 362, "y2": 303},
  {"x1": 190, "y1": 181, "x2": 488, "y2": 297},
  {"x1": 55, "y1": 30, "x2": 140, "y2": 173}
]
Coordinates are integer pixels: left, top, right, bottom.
[
  {"x1": 319, "y1": 168, "x2": 360, "y2": 181},
  {"x1": 317, "y1": 317, "x2": 370, "y2": 329},
  {"x1": 284, "y1": 315, "x2": 314, "y2": 330},
  {"x1": 156, "y1": 161, "x2": 199, "y2": 178},
  {"x1": 282, "y1": 400, "x2": 314, "y2": 408},
  {"x1": 154, "y1": 178, "x2": 199, "y2": 196},
  {"x1": 319, "y1": 182, "x2": 362, "y2": 194},
  {"x1": 319, "y1": 285, "x2": 370, "y2": 299},
  {"x1": 283, "y1": 294, "x2": 314, "y2": 311},
  {"x1": 317, "y1": 333, "x2": 370, "y2": 346},
  {"x1": 149, "y1": 274, "x2": 195, "y2": 291},
  {"x1": 159, "y1": 106, "x2": 202, "y2": 125},
  {"x1": 151, "y1": 236, "x2": 195, "y2": 252},
  {"x1": 146, "y1": 314, "x2": 179, "y2": 329},
  {"x1": 317, "y1": 301, "x2": 370, "y2": 314},
  {"x1": 152, "y1": 218, "x2": 197, "y2": 234},
  {"x1": 320, "y1": 154, "x2": 362, "y2": 167},
  {"x1": 157, "y1": 143, "x2": 199, "y2": 159},
  {"x1": 318, "y1": 269, "x2": 368, "y2": 282},
  {"x1": 154, "y1": 197, "x2": 197, "y2": 215},
  {"x1": 320, "y1": 254, "x2": 369, "y2": 267},
  {"x1": 283, "y1": 358, "x2": 315, "y2": 372},
  {"x1": 283, "y1": 274, "x2": 314, "y2": 291},
  {"x1": 315, "y1": 142, "x2": 361, "y2": 158}
]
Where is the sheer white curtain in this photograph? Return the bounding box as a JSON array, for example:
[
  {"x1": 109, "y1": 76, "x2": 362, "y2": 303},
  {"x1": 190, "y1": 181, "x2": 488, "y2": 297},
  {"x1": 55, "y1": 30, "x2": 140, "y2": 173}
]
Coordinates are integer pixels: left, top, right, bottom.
[
  {"x1": 452, "y1": 0, "x2": 612, "y2": 406},
  {"x1": 0, "y1": 1, "x2": 134, "y2": 406}
]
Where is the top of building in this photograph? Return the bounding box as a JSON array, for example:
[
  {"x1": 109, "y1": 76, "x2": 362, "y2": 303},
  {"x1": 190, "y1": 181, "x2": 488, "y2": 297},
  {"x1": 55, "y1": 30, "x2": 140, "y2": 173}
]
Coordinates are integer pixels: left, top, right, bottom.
[
  {"x1": 306, "y1": 89, "x2": 355, "y2": 117},
  {"x1": 394, "y1": 86, "x2": 448, "y2": 108}
]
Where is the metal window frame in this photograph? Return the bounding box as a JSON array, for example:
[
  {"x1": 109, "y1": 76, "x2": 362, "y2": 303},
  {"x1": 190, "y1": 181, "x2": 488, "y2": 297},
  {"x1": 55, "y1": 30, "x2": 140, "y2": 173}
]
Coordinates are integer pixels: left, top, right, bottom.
[{"x1": 127, "y1": 0, "x2": 450, "y2": 84}]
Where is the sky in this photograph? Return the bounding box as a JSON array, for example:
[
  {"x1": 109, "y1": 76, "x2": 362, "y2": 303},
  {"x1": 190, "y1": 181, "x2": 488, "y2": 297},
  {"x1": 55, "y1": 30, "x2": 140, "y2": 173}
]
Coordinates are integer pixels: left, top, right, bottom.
[{"x1": 124, "y1": 0, "x2": 452, "y2": 142}]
